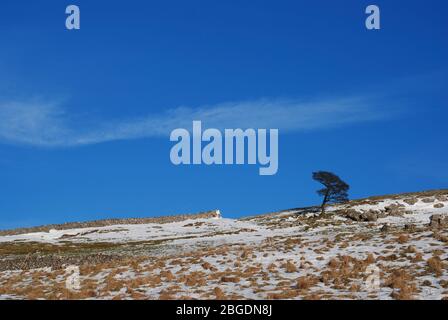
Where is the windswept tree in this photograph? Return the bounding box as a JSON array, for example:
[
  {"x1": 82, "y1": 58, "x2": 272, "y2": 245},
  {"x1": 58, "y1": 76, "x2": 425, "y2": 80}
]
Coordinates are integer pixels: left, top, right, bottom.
[{"x1": 312, "y1": 171, "x2": 349, "y2": 215}]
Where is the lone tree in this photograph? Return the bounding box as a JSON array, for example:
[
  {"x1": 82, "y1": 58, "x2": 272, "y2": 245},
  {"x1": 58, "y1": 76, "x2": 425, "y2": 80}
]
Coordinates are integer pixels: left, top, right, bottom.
[{"x1": 312, "y1": 171, "x2": 349, "y2": 215}]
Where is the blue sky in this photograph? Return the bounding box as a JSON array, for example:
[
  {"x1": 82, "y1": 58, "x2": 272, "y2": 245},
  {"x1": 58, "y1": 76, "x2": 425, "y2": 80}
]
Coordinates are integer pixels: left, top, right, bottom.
[{"x1": 0, "y1": 0, "x2": 447, "y2": 229}]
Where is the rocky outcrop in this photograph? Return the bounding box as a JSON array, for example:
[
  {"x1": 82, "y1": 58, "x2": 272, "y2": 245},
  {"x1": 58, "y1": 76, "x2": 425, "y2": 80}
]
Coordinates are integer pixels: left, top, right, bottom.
[
  {"x1": 435, "y1": 195, "x2": 448, "y2": 202},
  {"x1": 429, "y1": 214, "x2": 448, "y2": 229},
  {"x1": 343, "y1": 209, "x2": 363, "y2": 222},
  {"x1": 403, "y1": 198, "x2": 418, "y2": 205},
  {"x1": 384, "y1": 204, "x2": 406, "y2": 216},
  {"x1": 342, "y1": 202, "x2": 412, "y2": 222},
  {"x1": 344, "y1": 209, "x2": 382, "y2": 222}
]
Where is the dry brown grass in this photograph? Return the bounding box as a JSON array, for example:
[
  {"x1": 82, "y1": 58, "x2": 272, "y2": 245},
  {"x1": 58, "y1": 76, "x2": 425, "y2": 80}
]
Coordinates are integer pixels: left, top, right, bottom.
[
  {"x1": 213, "y1": 287, "x2": 226, "y2": 299},
  {"x1": 284, "y1": 261, "x2": 297, "y2": 273},
  {"x1": 365, "y1": 253, "x2": 376, "y2": 264},
  {"x1": 397, "y1": 234, "x2": 409, "y2": 244},
  {"x1": 296, "y1": 276, "x2": 317, "y2": 291},
  {"x1": 328, "y1": 258, "x2": 340, "y2": 269},
  {"x1": 404, "y1": 245, "x2": 417, "y2": 254},
  {"x1": 349, "y1": 283, "x2": 360, "y2": 292},
  {"x1": 103, "y1": 276, "x2": 125, "y2": 293},
  {"x1": 385, "y1": 269, "x2": 416, "y2": 300},
  {"x1": 427, "y1": 256, "x2": 444, "y2": 276},
  {"x1": 160, "y1": 270, "x2": 175, "y2": 281},
  {"x1": 267, "y1": 289, "x2": 299, "y2": 300},
  {"x1": 319, "y1": 255, "x2": 375, "y2": 291},
  {"x1": 412, "y1": 252, "x2": 424, "y2": 262},
  {"x1": 127, "y1": 288, "x2": 146, "y2": 299},
  {"x1": 220, "y1": 276, "x2": 240, "y2": 283},
  {"x1": 390, "y1": 285, "x2": 415, "y2": 300}
]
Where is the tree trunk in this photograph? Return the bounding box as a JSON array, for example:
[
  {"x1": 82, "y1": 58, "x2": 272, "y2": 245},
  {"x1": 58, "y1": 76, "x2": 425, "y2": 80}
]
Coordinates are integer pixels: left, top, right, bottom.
[{"x1": 320, "y1": 190, "x2": 329, "y2": 215}]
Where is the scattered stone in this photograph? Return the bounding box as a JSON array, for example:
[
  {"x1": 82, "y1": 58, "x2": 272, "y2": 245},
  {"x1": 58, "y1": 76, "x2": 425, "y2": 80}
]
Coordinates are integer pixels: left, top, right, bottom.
[
  {"x1": 343, "y1": 209, "x2": 363, "y2": 222},
  {"x1": 422, "y1": 280, "x2": 432, "y2": 286},
  {"x1": 434, "y1": 203, "x2": 444, "y2": 209},
  {"x1": 435, "y1": 195, "x2": 448, "y2": 202},
  {"x1": 421, "y1": 198, "x2": 435, "y2": 203},
  {"x1": 385, "y1": 204, "x2": 405, "y2": 216},
  {"x1": 380, "y1": 224, "x2": 390, "y2": 232},
  {"x1": 403, "y1": 198, "x2": 418, "y2": 205},
  {"x1": 429, "y1": 214, "x2": 448, "y2": 229},
  {"x1": 363, "y1": 210, "x2": 379, "y2": 222},
  {"x1": 343, "y1": 209, "x2": 380, "y2": 222}
]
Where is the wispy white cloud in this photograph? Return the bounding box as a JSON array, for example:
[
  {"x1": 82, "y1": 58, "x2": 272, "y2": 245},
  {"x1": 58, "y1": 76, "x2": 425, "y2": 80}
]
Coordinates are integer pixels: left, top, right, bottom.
[{"x1": 0, "y1": 96, "x2": 392, "y2": 147}]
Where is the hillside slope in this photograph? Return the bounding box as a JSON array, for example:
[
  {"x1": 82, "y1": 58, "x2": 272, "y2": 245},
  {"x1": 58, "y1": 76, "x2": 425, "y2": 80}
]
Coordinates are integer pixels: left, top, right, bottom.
[{"x1": 0, "y1": 190, "x2": 447, "y2": 300}]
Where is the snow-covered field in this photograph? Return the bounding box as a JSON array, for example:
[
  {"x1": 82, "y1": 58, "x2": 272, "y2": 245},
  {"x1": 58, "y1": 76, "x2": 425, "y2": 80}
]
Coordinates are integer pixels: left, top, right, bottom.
[{"x1": 0, "y1": 190, "x2": 447, "y2": 300}]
